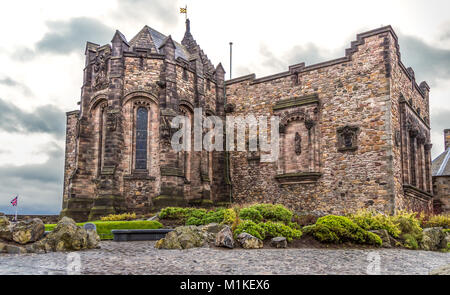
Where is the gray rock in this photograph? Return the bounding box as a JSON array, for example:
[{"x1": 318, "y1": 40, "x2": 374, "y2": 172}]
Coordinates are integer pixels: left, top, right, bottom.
[
  {"x1": 421, "y1": 227, "x2": 444, "y2": 251},
  {"x1": 236, "y1": 233, "x2": 263, "y2": 249},
  {"x1": 429, "y1": 264, "x2": 450, "y2": 275},
  {"x1": 5, "y1": 244, "x2": 26, "y2": 254},
  {"x1": 440, "y1": 231, "x2": 450, "y2": 250},
  {"x1": 215, "y1": 226, "x2": 234, "y2": 249},
  {"x1": 0, "y1": 216, "x2": 12, "y2": 241},
  {"x1": 270, "y1": 237, "x2": 287, "y2": 248},
  {"x1": 369, "y1": 229, "x2": 391, "y2": 248},
  {"x1": 11, "y1": 218, "x2": 45, "y2": 244},
  {"x1": 36, "y1": 216, "x2": 100, "y2": 252},
  {"x1": 202, "y1": 223, "x2": 226, "y2": 234},
  {"x1": 0, "y1": 241, "x2": 6, "y2": 253},
  {"x1": 155, "y1": 225, "x2": 209, "y2": 250}
]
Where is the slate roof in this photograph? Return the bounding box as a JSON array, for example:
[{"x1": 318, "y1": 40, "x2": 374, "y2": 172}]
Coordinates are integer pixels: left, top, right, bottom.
[
  {"x1": 432, "y1": 148, "x2": 450, "y2": 176},
  {"x1": 129, "y1": 26, "x2": 190, "y2": 60}
]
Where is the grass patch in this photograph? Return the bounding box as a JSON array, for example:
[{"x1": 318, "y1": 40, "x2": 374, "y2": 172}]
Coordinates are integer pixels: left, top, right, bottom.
[{"x1": 45, "y1": 220, "x2": 163, "y2": 240}]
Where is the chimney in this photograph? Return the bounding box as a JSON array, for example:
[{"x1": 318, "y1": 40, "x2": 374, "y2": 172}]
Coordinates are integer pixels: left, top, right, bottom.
[{"x1": 445, "y1": 129, "x2": 450, "y2": 150}]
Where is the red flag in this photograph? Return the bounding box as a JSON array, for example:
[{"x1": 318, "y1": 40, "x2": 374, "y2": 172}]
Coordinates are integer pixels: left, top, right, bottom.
[{"x1": 10, "y1": 196, "x2": 18, "y2": 206}]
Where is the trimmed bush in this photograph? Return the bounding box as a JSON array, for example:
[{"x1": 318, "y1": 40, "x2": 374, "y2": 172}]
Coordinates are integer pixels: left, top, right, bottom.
[
  {"x1": 222, "y1": 208, "x2": 237, "y2": 226},
  {"x1": 233, "y1": 220, "x2": 266, "y2": 240},
  {"x1": 249, "y1": 204, "x2": 293, "y2": 223},
  {"x1": 185, "y1": 217, "x2": 203, "y2": 226},
  {"x1": 100, "y1": 212, "x2": 137, "y2": 221},
  {"x1": 45, "y1": 220, "x2": 163, "y2": 240},
  {"x1": 202, "y1": 209, "x2": 226, "y2": 224},
  {"x1": 159, "y1": 207, "x2": 190, "y2": 219},
  {"x1": 422, "y1": 214, "x2": 450, "y2": 229},
  {"x1": 261, "y1": 221, "x2": 302, "y2": 242},
  {"x1": 402, "y1": 233, "x2": 419, "y2": 249},
  {"x1": 309, "y1": 215, "x2": 382, "y2": 246},
  {"x1": 239, "y1": 208, "x2": 263, "y2": 223},
  {"x1": 347, "y1": 209, "x2": 401, "y2": 238},
  {"x1": 391, "y1": 211, "x2": 423, "y2": 246}
]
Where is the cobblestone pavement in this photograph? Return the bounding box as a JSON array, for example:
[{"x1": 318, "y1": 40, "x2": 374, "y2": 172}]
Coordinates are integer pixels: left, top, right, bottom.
[{"x1": 0, "y1": 241, "x2": 449, "y2": 275}]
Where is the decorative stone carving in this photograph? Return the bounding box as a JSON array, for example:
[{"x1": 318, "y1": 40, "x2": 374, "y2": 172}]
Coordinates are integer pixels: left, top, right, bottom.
[
  {"x1": 295, "y1": 132, "x2": 301, "y2": 155},
  {"x1": 305, "y1": 118, "x2": 315, "y2": 130},
  {"x1": 93, "y1": 52, "x2": 109, "y2": 91},
  {"x1": 337, "y1": 125, "x2": 359, "y2": 152},
  {"x1": 224, "y1": 103, "x2": 235, "y2": 113}
]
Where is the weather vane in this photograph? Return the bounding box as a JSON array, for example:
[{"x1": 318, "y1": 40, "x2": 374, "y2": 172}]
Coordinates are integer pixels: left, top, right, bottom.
[{"x1": 180, "y1": 5, "x2": 187, "y2": 20}]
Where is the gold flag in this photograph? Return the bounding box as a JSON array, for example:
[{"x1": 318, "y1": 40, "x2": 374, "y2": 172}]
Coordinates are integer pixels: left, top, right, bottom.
[{"x1": 180, "y1": 7, "x2": 187, "y2": 13}]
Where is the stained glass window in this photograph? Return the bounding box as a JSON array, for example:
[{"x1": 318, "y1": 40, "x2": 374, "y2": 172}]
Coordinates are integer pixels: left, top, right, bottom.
[{"x1": 135, "y1": 107, "x2": 148, "y2": 170}]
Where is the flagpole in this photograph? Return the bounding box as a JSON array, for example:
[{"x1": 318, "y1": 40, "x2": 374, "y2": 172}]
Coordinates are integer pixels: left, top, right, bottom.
[{"x1": 14, "y1": 194, "x2": 18, "y2": 222}]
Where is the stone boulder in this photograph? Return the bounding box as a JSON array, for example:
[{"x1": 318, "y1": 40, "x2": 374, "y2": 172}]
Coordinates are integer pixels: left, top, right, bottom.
[
  {"x1": 155, "y1": 225, "x2": 210, "y2": 250},
  {"x1": 236, "y1": 233, "x2": 263, "y2": 249},
  {"x1": 270, "y1": 237, "x2": 287, "y2": 248},
  {"x1": 34, "y1": 217, "x2": 99, "y2": 252},
  {"x1": 11, "y1": 218, "x2": 45, "y2": 244},
  {"x1": 369, "y1": 229, "x2": 391, "y2": 248},
  {"x1": 0, "y1": 216, "x2": 12, "y2": 241},
  {"x1": 421, "y1": 227, "x2": 444, "y2": 251},
  {"x1": 440, "y1": 231, "x2": 450, "y2": 250},
  {"x1": 215, "y1": 226, "x2": 234, "y2": 249}
]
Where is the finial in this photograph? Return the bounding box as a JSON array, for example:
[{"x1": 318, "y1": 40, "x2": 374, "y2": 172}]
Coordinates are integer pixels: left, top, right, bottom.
[{"x1": 186, "y1": 18, "x2": 190, "y2": 33}]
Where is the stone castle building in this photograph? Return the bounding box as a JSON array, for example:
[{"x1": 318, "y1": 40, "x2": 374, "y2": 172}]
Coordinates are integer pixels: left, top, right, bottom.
[
  {"x1": 432, "y1": 130, "x2": 450, "y2": 213},
  {"x1": 62, "y1": 20, "x2": 435, "y2": 221}
]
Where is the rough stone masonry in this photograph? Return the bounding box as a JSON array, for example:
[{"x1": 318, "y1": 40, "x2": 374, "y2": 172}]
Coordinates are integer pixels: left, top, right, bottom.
[{"x1": 61, "y1": 20, "x2": 434, "y2": 221}]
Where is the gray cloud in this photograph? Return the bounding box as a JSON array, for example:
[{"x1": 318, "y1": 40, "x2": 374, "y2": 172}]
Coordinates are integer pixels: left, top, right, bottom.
[
  {"x1": 13, "y1": 17, "x2": 114, "y2": 60},
  {"x1": 0, "y1": 143, "x2": 63, "y2": 215},
  {"x1": 397, "y1": 33, "x2": 450, "y2": 85},
  {"x1": 0, "y1": 76, "x2": 33, "y2": 96},
  {"x1": 256, "y1": 42, "x2": 344, "y2": 75},
  {"x1": 114, "y1": 0, "x2": 179, "y2": 28},
  {"x1": 0, "y1": 97, "x2": 65, "y2": 138}
]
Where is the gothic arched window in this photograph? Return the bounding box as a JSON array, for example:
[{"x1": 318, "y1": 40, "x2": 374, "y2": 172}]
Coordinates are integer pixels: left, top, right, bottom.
[{"x1": 135, "y1": 107, "x2": 148, "y2": 170}]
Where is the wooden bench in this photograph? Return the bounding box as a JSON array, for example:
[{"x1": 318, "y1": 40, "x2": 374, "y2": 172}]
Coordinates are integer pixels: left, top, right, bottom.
[{"x1": 111, "y1": 229, "x2": 174, "y2": 242}]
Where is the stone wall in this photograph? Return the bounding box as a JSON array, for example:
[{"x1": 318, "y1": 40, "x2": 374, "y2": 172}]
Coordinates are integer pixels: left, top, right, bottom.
[
  {"x1": 386, "y1": 29, "x2": 433, "y2": 213},
  {"x1": 433, "y1": 176, "x2": 450, "y2": 213},
  {"x1": 226, "y1": 28, "x2": 396, "y2": 215}
]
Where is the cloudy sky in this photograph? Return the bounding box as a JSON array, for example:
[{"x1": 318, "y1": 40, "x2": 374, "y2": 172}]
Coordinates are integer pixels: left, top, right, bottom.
[{"x1": 0, "y1": 0, "x2": 449, "y2": 215}]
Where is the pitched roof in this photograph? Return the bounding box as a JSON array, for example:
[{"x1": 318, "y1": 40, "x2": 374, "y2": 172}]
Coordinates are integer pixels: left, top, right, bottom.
[
  {"x1": 129, "y1": 26, "x2": 189, "y2": 60},
  {"x1": 432, "y1": 148, "x2": 450, "y2": 176}
]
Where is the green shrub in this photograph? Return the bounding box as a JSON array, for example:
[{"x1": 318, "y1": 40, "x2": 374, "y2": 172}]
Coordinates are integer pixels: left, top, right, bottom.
[
  {"x1": 159, "y1": 207, "x2": 190, "y2": 219},
  {"x1": 261, "y1": 221, "x2": 302, "y2": 242},
  {"x1": 239, "y1": 208, "x2": 263, "y2": 223},
  {"x1": 202, "y1": 209, "x2": 226, "y2": 224},
  {"x1": 310, "y1": 215, "x2": 382, "y2": 246},
  {"x1": 402, "y1": 233, "x2": 419, "y2": 249},
  {"x1": 221, "y1": 208, "x2": 237, "y2": 226},
  {"x1": 288, "y1": 221, "x2": 301, "y2": 231},
  {"x1": 347, "y1": 209, "x2": 401, "y2": 238},
  {"x1": 422, "y1": 214, "x2": 450, "y2": 229},
  {"x1": 392, "y1": 211, "x2": 423, "y2": 244},
  {"x1": 185, "y1": 217, "x2": 203, "y2": 226},
  {"x1": 45, "y1": 220, "x2": 163, "y2": 240},
  {"x1": 249, "y1": 204, "x2": 293, "y2": 223},
  {"x1": 233, "y1": 220, "x2": 266, "y2": 240}
]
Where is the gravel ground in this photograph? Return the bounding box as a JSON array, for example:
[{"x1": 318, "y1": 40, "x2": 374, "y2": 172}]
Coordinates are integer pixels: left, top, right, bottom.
[{"x1": 0, "y1": 241, "x2": 449, "y2": 275}]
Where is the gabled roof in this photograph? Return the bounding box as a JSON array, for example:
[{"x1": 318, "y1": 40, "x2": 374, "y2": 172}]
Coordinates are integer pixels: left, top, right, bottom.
[
  {"x1": 129, "y1": 26, "x2": 189, "y2": 60},
  {"x1": 432, "y1": 148, "x2": 450, "y2": 176}
]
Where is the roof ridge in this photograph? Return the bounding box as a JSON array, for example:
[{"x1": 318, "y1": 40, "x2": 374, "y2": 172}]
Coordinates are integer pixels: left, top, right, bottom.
[{"x1": 437, "y1": 148, "x2": 450, "y2": 176}]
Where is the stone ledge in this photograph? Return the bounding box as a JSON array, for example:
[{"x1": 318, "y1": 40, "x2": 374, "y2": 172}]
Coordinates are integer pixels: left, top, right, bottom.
[
  {"x1": 275, "y1": 172, "x2": 322, "y2": 184},
  {"x1": 403, "y1": 184, "x2": 433, "y2": 201},
  {"x1": 272, "y1": 94, "x2": 319, "y2": 111}
]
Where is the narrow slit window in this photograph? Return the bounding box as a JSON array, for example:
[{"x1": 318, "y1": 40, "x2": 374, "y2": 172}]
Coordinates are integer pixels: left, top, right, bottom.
[{"x1": 135, "y1": 107, "x2": 148, "y2": 170}]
